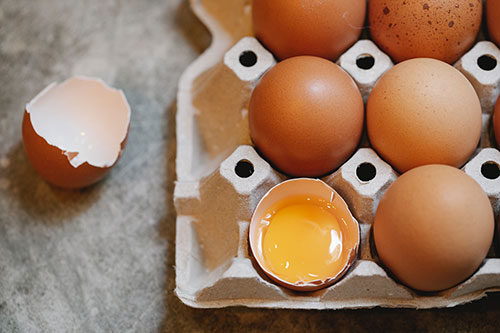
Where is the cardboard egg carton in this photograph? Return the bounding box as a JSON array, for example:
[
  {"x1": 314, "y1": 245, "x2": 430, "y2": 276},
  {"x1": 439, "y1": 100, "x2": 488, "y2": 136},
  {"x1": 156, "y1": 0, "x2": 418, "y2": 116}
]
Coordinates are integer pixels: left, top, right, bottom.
[{"x1": 175, "y1": 0, "x2": 500, "y2": 309}]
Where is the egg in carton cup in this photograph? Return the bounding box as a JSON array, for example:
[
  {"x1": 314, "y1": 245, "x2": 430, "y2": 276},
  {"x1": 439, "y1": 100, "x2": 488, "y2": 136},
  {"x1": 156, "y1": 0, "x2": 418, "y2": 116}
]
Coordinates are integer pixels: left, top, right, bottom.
[{"x1": 174, "y1": 0, "x2": 500, "y2": 309}]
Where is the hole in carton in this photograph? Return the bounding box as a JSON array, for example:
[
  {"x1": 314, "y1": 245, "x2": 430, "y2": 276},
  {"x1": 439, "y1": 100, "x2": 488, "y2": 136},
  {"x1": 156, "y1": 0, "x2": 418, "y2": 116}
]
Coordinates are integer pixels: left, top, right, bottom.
[
  {"x1": 235, "y1": 160, "x2": 254, "y2": 178},
  {"x1": 481, "y1": 161, "x2": 500, "y2": 180},
  {"x1": 239, "y1": 51, "x2": 258, "y2": 67},
  {"x1": 356, "y1": 54, "x2": 375, "y2": 70},
  {"x1": 477, "y1": 55, "x2": 497, "y2": 71},
  {"x1": 356, "y1": 163, "x2": 377, "y2": 182}
]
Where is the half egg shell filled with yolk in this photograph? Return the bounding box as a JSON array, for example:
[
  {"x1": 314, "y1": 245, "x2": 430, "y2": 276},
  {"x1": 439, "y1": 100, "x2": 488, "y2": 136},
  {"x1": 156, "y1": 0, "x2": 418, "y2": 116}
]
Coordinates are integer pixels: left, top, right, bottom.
[
  {"x1": 249, "y1": 178, "x2": 360, "y2": 291},
  {"x1": 22, "y1": 76, "x2": 131, "y2": 189}
]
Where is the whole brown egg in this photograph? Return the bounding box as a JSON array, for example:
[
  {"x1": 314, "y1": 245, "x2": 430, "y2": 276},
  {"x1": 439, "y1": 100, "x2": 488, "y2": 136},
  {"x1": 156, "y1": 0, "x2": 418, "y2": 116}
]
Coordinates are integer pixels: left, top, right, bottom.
[
  {"x1": 374, "y1": 164, "x2": 494, "y2": 292},
  {"x1": 487, "y1": 0, "x2": 500, "y2": 47},
  {"x1": 249, "y1": 56, "x2": 364, "y2": 177},
  {"x1": 252, "y1": 0, "x2": 366, "y2": 60},
  {"x1": 369, "y1": 0, "x2": 482, "y2": 63},
  {"x1": 367, "y1": 58, "x2": 481, "y2": 173}
]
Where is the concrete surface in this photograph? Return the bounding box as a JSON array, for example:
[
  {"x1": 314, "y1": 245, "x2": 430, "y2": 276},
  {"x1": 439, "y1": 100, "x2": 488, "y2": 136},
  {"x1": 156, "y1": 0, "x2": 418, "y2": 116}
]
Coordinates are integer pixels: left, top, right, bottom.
[{"x1": 0, "y1": 1, "x2": 500, "y2": 332}]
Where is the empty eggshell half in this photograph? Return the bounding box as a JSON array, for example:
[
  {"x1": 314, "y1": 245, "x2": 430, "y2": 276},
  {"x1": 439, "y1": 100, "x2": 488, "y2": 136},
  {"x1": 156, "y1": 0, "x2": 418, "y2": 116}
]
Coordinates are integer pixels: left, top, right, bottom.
[
  {"x1": 249, "y1": 178, "x2": 360, "y2": 292},
  {"x1": 22, "y1": 77, "x2": 130, "y2": 189}
]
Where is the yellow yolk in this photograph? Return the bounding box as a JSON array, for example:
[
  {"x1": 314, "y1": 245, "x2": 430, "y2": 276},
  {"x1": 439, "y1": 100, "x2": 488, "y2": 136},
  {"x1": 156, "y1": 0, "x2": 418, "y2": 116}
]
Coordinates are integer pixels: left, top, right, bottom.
[{"x1": 261, "y1": 196, "x2": 345, "y2": 284}]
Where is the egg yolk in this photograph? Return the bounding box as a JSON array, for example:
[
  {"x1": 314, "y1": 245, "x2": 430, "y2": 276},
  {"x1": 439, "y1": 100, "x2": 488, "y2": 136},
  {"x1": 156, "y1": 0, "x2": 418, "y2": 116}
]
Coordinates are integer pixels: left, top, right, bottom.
[{"x1": 260, "y1": 196, "x2": 345, "y2": 284}]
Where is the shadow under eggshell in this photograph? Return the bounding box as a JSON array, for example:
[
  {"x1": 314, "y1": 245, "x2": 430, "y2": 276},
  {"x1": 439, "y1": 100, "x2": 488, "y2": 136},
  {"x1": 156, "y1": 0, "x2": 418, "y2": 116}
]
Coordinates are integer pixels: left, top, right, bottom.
[{"x1": 369, "y1": 0, "x2": 482, "y2": 64}]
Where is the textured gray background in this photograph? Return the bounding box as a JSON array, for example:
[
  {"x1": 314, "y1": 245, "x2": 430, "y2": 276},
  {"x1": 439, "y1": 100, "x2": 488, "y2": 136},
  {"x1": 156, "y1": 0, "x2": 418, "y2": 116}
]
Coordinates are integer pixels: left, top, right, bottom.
[{"x1": 1, "y1": 1, "x2": 500, "y2": 332}]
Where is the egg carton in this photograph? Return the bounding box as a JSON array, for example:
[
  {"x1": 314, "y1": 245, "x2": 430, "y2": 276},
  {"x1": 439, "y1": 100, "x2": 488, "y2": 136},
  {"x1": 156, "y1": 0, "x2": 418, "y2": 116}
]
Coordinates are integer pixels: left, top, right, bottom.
[{"x1": 174, "y1": 0, "x2": 500, "y2": 309}]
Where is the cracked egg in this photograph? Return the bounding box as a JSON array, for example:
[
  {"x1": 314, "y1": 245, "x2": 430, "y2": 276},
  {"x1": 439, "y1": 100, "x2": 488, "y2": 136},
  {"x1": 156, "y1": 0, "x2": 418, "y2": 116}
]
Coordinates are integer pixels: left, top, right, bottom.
[
  {"x1": 22, "y1": 77, "x2": 130, "y2": 189},
  {"x1": 249, "y1": 178, "x2": 360, "y2": 292}
]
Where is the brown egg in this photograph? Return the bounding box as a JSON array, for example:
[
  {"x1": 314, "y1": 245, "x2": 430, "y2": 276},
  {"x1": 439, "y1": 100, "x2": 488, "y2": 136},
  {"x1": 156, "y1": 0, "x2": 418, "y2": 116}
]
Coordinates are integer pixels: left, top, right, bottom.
[
  {"x1": 369, "y1": 0, "x2": 482, "y2": 63},
  {"x1": 495, "y1": 94, "x2": 500, "y2": 148},
  {"x1": 249, "y1": 56, "x2": 364, "y2": 177},
  {"x1": 367, "y1": 58, "x2": 481, "y2": 173},
  {"x1": 487, "y1": 0, "x2": 500, "y2": 47},
  {"x1": 374, "y1": 164, "x2": 494, "y2": 292},
  {"x1": 22, "y1": 77, "x2": 130, "y2": 189},
  {"x1": 252, "y1": 0, "x2": 366, "y2": 60}
]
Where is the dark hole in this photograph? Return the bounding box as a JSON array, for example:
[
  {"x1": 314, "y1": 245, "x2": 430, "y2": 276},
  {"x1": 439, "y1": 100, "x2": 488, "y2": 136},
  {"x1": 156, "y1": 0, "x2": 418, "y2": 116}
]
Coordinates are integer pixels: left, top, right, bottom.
[
  {"x1": 477, "y1": 55, "x2": 497, "y2": 71},
  {"x1": 481, "y1": 161, "x2": 500, "y2": 180},
  {"x1": 235, "y1": 160, "x2": 254, "y2": 178},
  {"x1": 239, "y1": 51, "x2": 258, "y2": 67},
  {"x1": 356, "y1": 54, "x2": 375, "y2": 70},
  {"x1": 356, "y1": 163, "x2": 377, "y2": 182}
]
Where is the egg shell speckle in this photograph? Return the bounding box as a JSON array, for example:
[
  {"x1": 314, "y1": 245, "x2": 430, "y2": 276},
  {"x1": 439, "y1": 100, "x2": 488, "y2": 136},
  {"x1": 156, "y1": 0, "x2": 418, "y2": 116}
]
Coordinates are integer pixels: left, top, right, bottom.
[{"x1": 369, "y1": 0, "x2": 482, "y2": 63}]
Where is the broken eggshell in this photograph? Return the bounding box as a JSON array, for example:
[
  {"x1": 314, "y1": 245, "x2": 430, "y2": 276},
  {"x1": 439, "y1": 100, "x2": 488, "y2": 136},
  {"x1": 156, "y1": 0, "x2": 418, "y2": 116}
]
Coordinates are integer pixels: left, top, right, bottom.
[
  {"x1": 249, "y1": 178, "x2": 360, "y2": 292},
  {"x1": 22, "y1": 77, "x2": 130, "y2": 189}
]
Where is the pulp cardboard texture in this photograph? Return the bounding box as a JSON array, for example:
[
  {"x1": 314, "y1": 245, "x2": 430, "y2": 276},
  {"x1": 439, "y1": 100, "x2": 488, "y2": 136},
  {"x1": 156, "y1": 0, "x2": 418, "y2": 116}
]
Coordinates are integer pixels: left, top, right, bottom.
[{"x1": 175, "y1": 0, "x2": 500, "y2": 309}]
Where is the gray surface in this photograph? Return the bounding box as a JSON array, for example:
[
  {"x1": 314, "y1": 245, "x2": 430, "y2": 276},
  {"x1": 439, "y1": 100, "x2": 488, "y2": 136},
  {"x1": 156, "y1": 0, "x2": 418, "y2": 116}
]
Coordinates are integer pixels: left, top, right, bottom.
[
  {"x1": 0, "y1": 0, "x2": 207, "y2": 331},
  {"x1": 1, "y1": 1, "x2": 500, "y2": 332}
]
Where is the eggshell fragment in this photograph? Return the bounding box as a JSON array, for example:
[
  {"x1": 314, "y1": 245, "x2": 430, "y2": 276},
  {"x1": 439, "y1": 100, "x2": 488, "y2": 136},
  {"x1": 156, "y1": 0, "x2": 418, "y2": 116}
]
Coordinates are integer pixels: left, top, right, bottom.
[
  {"x1": 249, "y1": 178, "x2": 360, "y2": 292},
  {"x1": 22, "y1": 77, "x2": 130, "y2": 189},
  {"x1": 369, "y1": 0, "x2": 482, "y2": 63},
  {"x1": 374, "y1": 165, "x2": 494, "y2": 292}
]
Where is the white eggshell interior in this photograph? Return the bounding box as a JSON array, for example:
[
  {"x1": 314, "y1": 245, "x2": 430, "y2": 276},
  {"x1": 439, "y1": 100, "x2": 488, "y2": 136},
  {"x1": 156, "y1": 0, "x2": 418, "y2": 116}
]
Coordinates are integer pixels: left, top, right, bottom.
[{"x1": 26, "y1": 77, "x2": 131, "y2": 168}]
